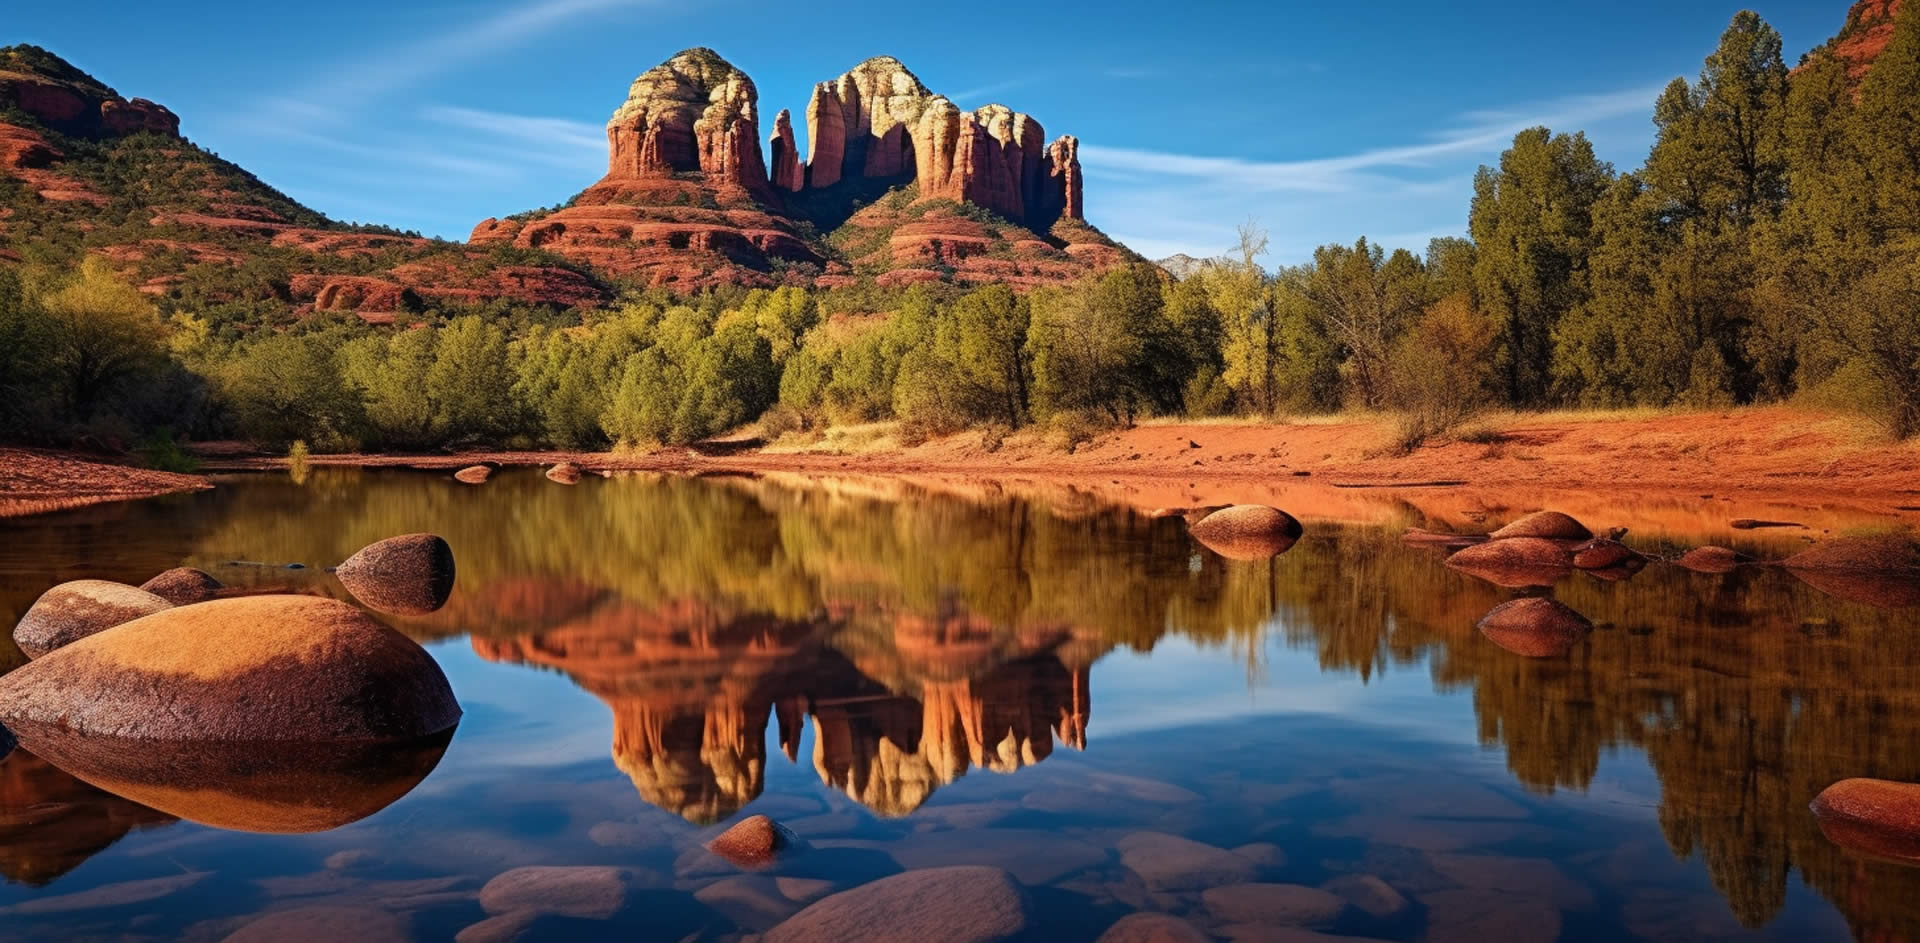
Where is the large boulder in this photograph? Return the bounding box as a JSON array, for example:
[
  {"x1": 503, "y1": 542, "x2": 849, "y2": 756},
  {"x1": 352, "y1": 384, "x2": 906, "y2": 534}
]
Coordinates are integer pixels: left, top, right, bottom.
[
  {"x1": 1445, "y1": 538, "x2": 1574, "y2": 588},
  {"x1": 707, "y1": 814, "x2": 803, "y2": 870},
  {"x1": 1477, "y1": 598, "x2": 1593, "y2": 658},
  {"x1": 765, "y1": 866, "x2": 1029, "y2": 943},
  {"x1": 1188, "y1": 505, "x2": 1303, "y2": 560},
  {"x1": 138, "y1": 567, "x2": 223, "y2": 605},
  {"x1": 1812, "y1": 778, "x2": 1920, "y2": 863},
  {"x1": 1785, "y1": 535, "x2": 1920, "y2": 572},
  {"x1": 1488, "y1": 511, "x2": 1592, "y2": 542},
  {"x1": 18, "y1": 729, "x2": 449, "y2": 833},
  {"x1": 12, "y1": 580, "x2": 171, "y2": 659},
  {"x1": 0, "y1": 596, "x2": 460, "y2": 744},
  {"x1": 336, "y1": 533, "x2": 456, "y2": 616}
]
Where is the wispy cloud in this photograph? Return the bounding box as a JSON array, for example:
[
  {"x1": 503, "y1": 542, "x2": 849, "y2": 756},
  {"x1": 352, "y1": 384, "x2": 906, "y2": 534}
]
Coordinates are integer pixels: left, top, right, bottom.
[
  {"x1": 948, "y1": 77, "x2": 1039, "y2": 105},
  {"x1": 420, "y1": 105, "x2": 606, "y2": 169},
  {"x1": 1082, "y1": 83, "x2": 1659, "y2": 195}
]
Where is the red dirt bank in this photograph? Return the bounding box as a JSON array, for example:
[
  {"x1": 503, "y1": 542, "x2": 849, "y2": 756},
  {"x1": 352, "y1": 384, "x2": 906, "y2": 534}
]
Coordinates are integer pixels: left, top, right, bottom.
[{"x1": 0, "y1": 449, "x2": 210, "y2": 517}]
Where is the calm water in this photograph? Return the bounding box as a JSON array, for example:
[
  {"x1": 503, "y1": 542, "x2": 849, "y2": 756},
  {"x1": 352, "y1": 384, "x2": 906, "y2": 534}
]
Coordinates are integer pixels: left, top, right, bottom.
[{"x1": 0, "y1": 468, "x2": 1917, "y2": 942}]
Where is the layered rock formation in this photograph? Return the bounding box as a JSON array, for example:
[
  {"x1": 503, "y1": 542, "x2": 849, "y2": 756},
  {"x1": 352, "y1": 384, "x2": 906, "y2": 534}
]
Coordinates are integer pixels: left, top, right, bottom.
[
  {"x1": 1825, "y1": 0, "x2": 1905, "y2": 81},
  {"x1": 473, "y1": 47, "x2": 1125, "y2": 289}
]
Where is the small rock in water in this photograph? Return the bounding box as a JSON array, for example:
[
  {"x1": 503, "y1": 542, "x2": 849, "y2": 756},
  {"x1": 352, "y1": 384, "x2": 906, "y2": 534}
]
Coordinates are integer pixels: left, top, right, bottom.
[
  {"x1": 1488, "y1": 510, "x2": 1592, "y2": 541},
  {"x1": 0, "y1": 871, "x2": 208, "y2": 916},
  {"x1": 1117, "y1": 831, "x2": 1259, "y2": 891},
  {"x1": 707, "y1": 814, "x2": 803, "y2": 870},
  {"x1": 12, "y1": 580, "x2": 171, "y2": 659},
  {"x1": 1676, "y1": 545, "x2": 1749, "y2": 573},
  {"x1": 454, "y1": 465, "x2": 492, "y2": 484},
  {"x1": 545, "y1": 462, "x2": 582, "y2": 485},
  {"x1": 1731, "y1": 518, "x2": 1803, "y2": 529},
  {"x1": 1445, "y1": 538, "x2": 1574, "y2": 588},
  {"x1": 221, "y1": 904, "x2": 411, "y2": 943},
  {"x1": 1570, "y1": 537, "x2": 1645, "y2": 571},
  {"x1": 1322, "y1": 873, "x2": 1410, "y2": 920},
  {"x1": 478, "y1": 865, "x2": 652, "y2": 919},
  {"x1": 1812, "y1": 777, "x2": 1920, "y2": 863},
  {"x1": 1477, "y1": 597, "x2": 1594, "y2": 658},
  {"x1": 335, "y1": 533, "x2": 457, "y2": 616},
  {"x1": 138, "y1": 567, "x2": 223, "y2": 605},
  {"x1": 285, "y1": 563, "x2": 306, "y2": 570},
  {"x1": 1202, "y1": 882, "x2": 1346, "y2": 928},
  {"x1": 1188, "y1": 505, "x2": 1304, "y2": 561}
]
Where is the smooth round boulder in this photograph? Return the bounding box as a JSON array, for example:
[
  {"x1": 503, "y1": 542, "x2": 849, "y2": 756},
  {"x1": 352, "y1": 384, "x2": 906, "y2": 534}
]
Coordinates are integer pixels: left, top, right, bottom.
[
  {"x1": 1676, "y1": 546, "x2": 1749, "y2": 573},
  {"x1": 707, "y1": 814, "x2": 802, "y2": 870},
  {"x1": 454, "y1": 465, "x2": 492, "y2": 484},
  {"x1": 1445, "y1": 538, "x2": 1574, "y2": 587},
  {"x1": 0, "y1": 595, "x2": 460, "y2": 744},
  {"x1": 139, "y1": 567, "x2": 223, "y2": 605},
  {"x1": 1477, "y1": 597, "x2": 1593, "y2": 657},
  {"x1": 1812, "y1": 778, "x2": 1920, "y2": 863},
  {"x1": 1189, "y1": 505, "x2": 1303, "y2": 560},
  {"x1": 1785, "y1": 535, "x2": 1920, "y2": 572},
  {"x1": 546, "y1": 462, "x2": 582, "y2": 485},
  {"x1": 1489, "y1": 510, "x2": 1592, "y2": 542},
  {"x1": 12, "y1": 580, "x2": 171, "y2": 659},
  {"x1": 336, "y1": 533, "x2": 456, "y2": 616},
  {"x1": 765, "y1": 866, "x2": 1029, "y2": 943}
]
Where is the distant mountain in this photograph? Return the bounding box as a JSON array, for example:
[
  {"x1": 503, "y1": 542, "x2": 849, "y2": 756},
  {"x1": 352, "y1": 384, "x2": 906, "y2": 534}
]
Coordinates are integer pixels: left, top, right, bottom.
[
  {"x1": 0, "y1": 44, "x2": 607, "y2": 320},
  {"x1": 1155, "y1": 253, "x2": 1222, "y2": 280},
  {"x1": 474, "y1": 48, "x2": 1136, "y2": 291},
  {"x1": 1808, "y1": 0, "x2": 1905, "y2": 82}
]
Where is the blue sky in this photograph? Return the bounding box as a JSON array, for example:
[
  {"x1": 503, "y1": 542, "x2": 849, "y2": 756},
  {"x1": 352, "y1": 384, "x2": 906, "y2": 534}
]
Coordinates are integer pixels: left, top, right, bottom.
[{"x1": 11, "y1": 0, "x2": 1850, "y2": 264}]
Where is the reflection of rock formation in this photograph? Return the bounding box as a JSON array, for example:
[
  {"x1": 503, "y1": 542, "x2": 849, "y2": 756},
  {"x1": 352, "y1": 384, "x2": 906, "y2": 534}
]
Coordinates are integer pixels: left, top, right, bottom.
[
  {"x1": 475, "y1": 596, "x2": 1099, "y2": 820},
  {"x1": 0, "y1": 750, "x2": 175, "y2": 885}
]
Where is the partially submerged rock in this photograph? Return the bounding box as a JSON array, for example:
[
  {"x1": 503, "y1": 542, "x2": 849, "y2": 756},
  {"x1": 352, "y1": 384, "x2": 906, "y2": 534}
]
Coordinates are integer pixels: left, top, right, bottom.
[
  {"x1": 546, "y1": 462, "x2": 582, "y2": 485},
  {"x1": 1094, "y1": 912, "x2": 1211, "y2": 943},
  {"x1": 764, "y1": 866, "x2": 1029, "y2": 943},
  {"x1": 1570, "y1": 538, "x2": 1645, "y2": 571},
  {"x1": 1812, "y1": 778, "x2": 1920, "y2": 863},
  {"x1": 12, "y1": 580, "x2": 171, "y2": 659},
  {"x1": 138, "y1": 567, "x2": 223, "y2": 605},
  {"x1": 1488, "y1": 510, "x2": 1592, "y2": 542},
  {"x1": 336, "y1": 533, "x2": 456, "y2": 616},
  {"x1": 0, "y1": 595, "x2": 461, "y2": 743},
  {"x1": 1784, "y1": 535, "x2": 1920, "y2": 572},
  {"x1": 707, "y1": 814, "x2": 803, "y2": 870},
  {"x1": 1676, "y1": 545, "x2": 1750, "y2": 573},
  {"x1": 479, "y1": 865, "x2": 652, "y2": 919},
  {"x1": 1189, "y1": 505, "x2": 1303, "y2": 560},
  {"x1": 1445, "y1": 538, "x2": 1574, "y2": 587},
  {"x1": 454, "y1": 465, "x2": 492, "y2": 484},
  {"x1": 1477, "y1": 597, "x2": 1594, "y2": 657}
]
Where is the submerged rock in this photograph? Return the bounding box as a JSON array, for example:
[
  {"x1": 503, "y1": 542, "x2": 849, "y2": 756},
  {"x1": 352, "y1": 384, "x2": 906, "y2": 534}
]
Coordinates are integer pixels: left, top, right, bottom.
[
  {"x1": 1477, "y1": 598, "x2": 1593, "y2": 657},
  {"x1": 454, "y1": 465, "x2": 493, "y2": 484},
  {"x1": 1488, "y1": 511, "x2": 1592, "y2": 541},
  {"x1": 1118, "y1": 831, "x2": 1260, "y2": 891},
  {"x1": 12, "y1": 580, "x2": 171, "y2": 659},
  {"x1": 707, "y1": 814, "x2": 803, "y2": 870},
  {"x1": 765, "y1": 866, "x2": 1030, "y2": 943},
  {"x1": 1676, "y1": 545, "x2": 1749, "y2": 573},
  {"x1": 1790, "y1": 567, "x2": 1920, "y2": 609},
  {"x1": 1201, "y1": 882, "x2": 1346, "y2": 928},
  {"x1": 138, "y1": 567, "x2": 223, "y2": 605},
  {"x1": 1812, "y1": 778, "x2": 1920, "y2": 863},
  {"x1": 1095, "y1": 912, "x2": 1211, "y2": 943},
  {"x1": 546, "y1": 462, "x2": 582, "y2": 485},
  {"x1": 479, "y1": 865, "x2": 653, "y2": 919},
  {"x1": 221, "y1": 905, "x2": 412, "y2": 943},
  {"x1": 1445, "y1": 538, "x2": 1574, "y2": 587},
  {"x1": 336, "y1": 533, "x2": 457, "y2": 616},
  {"x1": 0, "y1": 595, "x2": 460, "y2": 743},
  {"x1": 1189, "y1": 505, "x2": 1303, "y2": 560}
]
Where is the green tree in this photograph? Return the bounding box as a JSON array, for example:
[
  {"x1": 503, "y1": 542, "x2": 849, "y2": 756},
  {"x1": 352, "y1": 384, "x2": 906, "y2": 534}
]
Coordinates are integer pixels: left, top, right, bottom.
[
  {"x1": 1301, "y1": 238, "x2": 1426, "y2": 409},
  {"x1": 35, "y1": 257, "x2": 166, "y2": 422},
  {"x1": 426, "y1": 315, "x2": 518, "y2": 442}
]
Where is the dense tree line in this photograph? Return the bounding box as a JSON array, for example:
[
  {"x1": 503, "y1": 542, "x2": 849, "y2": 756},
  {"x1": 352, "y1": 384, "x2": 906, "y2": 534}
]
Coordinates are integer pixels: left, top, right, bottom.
[{"x1": 1, "y1": 6, "x2": 1916, "y2": 456}]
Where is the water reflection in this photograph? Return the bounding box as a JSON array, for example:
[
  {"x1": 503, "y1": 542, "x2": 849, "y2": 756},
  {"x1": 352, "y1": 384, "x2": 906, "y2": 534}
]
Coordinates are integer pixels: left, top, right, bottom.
[
  {"x1": 0, "y1": 469, "x2": 1916, "y2": 940},
  {"x1": 0, "y1": 750, "x2": 175, "y2": 885}
]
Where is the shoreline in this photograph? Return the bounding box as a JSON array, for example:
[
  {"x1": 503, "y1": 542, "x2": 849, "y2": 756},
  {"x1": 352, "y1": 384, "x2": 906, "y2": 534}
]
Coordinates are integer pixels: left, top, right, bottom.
[
  {"x1": 0, "y1": 448, "x2": 212, "y2": 518},
  {"x1": 192, "y1": 408, "x2": 1920, "y2": 540}
]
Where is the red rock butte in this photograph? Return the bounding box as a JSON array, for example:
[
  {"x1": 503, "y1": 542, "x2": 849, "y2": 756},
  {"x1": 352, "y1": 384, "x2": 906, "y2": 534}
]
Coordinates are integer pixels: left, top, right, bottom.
[{"x1": 471, "y1": 48, "x2": 1128, "y2": 290}]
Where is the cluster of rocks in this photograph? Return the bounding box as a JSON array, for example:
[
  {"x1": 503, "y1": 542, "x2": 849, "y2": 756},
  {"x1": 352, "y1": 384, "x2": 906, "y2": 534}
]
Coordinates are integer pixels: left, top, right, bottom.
[
  {"x1": 0, "y1": 534, "x2": 463, "y2": 833},
  {"x1": 454, "y1": 462, "x2": 585, "y2": 487}
]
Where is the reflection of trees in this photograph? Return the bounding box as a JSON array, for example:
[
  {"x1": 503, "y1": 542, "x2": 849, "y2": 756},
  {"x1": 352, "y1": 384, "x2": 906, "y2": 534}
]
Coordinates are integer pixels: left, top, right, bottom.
[{"x1": 99, "y1": 468, "x2": 1920, "y2": 934}]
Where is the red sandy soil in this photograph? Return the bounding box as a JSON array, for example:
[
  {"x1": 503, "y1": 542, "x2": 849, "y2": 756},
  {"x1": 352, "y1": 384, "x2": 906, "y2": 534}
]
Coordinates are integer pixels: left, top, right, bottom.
[
  {"x1": 197, "y1": 408, "x2": 1920, "y2": 541},
  {"x1": 0, "y1": 448, "x2": 211, "y2": 517}
]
